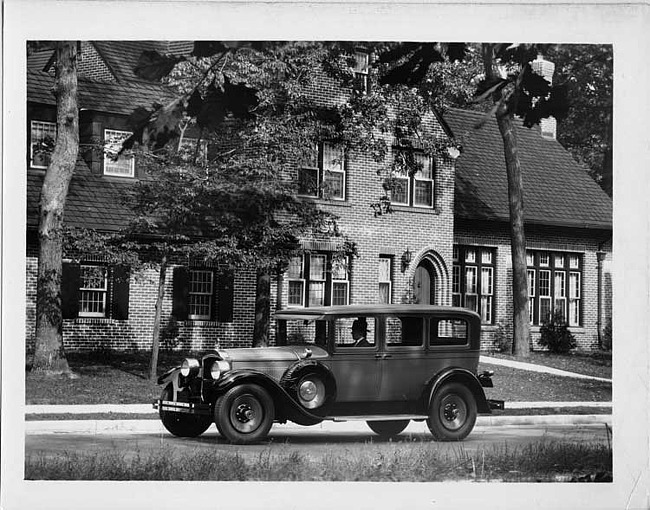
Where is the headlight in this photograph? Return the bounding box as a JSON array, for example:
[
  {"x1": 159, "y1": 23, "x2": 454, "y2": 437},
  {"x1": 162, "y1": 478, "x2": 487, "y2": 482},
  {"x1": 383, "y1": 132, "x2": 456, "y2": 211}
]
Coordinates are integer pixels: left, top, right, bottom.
[
  {"x1": 180, "y1": 358, "x2": 200, "y2": 377},
  {"x1": 207, "y1": 359, "x2": 230, "y2": 380}
]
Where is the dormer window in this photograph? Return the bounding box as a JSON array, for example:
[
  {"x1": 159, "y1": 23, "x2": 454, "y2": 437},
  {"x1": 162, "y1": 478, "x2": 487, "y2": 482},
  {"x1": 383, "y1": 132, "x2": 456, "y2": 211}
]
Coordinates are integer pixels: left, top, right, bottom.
[
  {"x1": 30, "y1": 121, "x2": 57, "y2": 169},
  {"x1": 104, "y1": 129, "x2": 134, "y2": 177}
]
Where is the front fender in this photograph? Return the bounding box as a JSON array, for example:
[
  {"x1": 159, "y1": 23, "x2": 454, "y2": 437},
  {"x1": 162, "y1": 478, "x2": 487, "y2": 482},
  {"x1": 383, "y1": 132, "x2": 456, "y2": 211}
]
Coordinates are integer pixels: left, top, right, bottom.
[
  {"x1": 424, "y1": 367, "x2": 491, "y2": 414},
  {"x1": 211, "y1": 370, "x2": 327, "y2": 425}
]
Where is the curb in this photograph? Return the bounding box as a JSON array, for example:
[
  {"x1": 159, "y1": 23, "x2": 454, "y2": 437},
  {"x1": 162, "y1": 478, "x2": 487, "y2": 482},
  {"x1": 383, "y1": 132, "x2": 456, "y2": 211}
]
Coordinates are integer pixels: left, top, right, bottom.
[
  {"x1": 24, "y1": 402, "x2": 612, "y2": 415},
  {"x1": 25, "y1": 414, "x2": 612, "y2": 435}
]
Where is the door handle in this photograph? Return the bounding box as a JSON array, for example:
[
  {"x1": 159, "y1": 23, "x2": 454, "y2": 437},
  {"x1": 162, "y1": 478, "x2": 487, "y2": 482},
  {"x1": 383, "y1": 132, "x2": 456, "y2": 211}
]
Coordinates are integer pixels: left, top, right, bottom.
[{"x1": 374, "y1": 353, "x2": 392, "y2": 359}]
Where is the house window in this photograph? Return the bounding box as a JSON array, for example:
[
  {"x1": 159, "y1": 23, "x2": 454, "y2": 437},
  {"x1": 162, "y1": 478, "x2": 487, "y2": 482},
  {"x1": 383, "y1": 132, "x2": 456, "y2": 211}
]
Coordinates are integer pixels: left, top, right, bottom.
[
  {"x1": 104, "y1": 129, "x2": 135, "y2": 177},
  {"x1": 453, "y1": 246, "x2": 495, "y2": 323},
  {"x1": 390, "y1": 149, "x2": 434, "y2": 208},
  {"x1": 178, "y1": 137, "x2": 208, "y2": 165},
  {"x1": 353, "y1": 51, "x2": 369, "y2": 93},
  {"x1": 30, "y1": 120, "x2": 57, "y2": 169},
  {"x1": 172, "y1": 267, "x2": 234, "y2": 322},
  {"x1": 527, "y1": 251, "x2": 582, "y2": 326},
  {"x1": 378, "y1": 256, "x2": 392, "y2": 304},
  {"x1": 79, "y1": 265, "x2": 108, "y2": 317},
  {"x1": 61, "y1": 262, "x2": 130, "y2": 320},
  {"x1": 298, "y1": 142, "x2": 345, "y2": 200},
  {"x1": 286, "y1": 253, "x2": 349, "y2": 307},
  {"x1": 188, "y1": 270, "x2": 214, "y2": 320}
]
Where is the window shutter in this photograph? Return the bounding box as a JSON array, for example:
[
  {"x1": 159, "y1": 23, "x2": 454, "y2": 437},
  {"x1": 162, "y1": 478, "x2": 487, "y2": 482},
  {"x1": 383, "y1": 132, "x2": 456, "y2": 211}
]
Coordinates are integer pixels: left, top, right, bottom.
[
  {"x1": 61, "y1": 262, "x2": 80, "y2": 319},
  {"x1": 216, "y1": 270, "x2": 235, "y2": 322},
  {"x1": 111, "y1": 265, "x2": 130, "y2": 320},
  {"x1": 172, "y1": 266, "x2": 189, "y2": 320}
]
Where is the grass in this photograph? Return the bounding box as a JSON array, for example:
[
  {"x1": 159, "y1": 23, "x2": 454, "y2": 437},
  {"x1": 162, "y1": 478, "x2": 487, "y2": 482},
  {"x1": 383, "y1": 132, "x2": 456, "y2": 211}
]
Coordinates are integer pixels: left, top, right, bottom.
[
  {"x1": 25, "y1": 349, "x2": 612, "y2": 406},
  {"x1": 25, "y1": 440, "x2": 612, "y2": 481},
  {"x1": 484, "y1": 350, "x2": 612, "y2": 379}
]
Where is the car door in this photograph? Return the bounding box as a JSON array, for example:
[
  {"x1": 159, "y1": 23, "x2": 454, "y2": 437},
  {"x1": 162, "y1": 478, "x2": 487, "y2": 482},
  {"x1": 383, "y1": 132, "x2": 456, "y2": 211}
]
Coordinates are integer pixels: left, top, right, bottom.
[
  {"x1": 377, "y1": 315, "x2": 428, "y2": 403},
  {"x1": 326, "y1": 316, "x2": 382, "y2": 403}
]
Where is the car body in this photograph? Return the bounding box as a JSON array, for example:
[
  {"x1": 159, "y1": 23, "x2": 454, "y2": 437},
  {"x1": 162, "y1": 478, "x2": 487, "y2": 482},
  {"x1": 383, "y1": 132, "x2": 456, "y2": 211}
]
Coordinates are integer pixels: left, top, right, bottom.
[{"x1": 154, "y1": 304, "x2": 502, "y2": 444}]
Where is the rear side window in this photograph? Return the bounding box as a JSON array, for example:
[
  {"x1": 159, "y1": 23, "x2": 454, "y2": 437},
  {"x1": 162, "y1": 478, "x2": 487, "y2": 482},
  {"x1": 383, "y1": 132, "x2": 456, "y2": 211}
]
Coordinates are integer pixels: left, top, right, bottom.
[
  {"x1": 430, "y1": 319, "x2": 469, "y2": 346},
  {"x1": 386, "y1": 316, "x2": 424, "y2": 347}
]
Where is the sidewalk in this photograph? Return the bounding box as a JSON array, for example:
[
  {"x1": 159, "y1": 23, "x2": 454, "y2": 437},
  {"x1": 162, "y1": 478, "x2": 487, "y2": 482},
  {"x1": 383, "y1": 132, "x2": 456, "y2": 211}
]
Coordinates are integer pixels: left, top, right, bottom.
[{"x1": 480, "y1": 355, "x2": 612, "y2": 383}]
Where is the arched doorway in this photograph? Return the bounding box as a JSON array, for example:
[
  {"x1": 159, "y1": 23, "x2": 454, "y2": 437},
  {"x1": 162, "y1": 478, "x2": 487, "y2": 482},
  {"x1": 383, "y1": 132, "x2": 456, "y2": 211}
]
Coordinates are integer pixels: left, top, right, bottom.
[{"x1": 413, "y1": 261, "x2": 436, "y2": 305}]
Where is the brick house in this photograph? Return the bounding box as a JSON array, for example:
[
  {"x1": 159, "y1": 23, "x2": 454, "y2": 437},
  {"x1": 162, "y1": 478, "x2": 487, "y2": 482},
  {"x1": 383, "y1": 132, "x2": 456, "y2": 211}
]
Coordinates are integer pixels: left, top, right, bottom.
[{"x1": 26, "y1": 41, "x2": 612, "y2": 353}]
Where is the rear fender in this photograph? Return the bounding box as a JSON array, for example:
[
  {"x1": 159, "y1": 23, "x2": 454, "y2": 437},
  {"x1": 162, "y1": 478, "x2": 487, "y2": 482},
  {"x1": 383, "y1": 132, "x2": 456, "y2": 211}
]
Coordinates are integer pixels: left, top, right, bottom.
[
  {"x1": 213, "y1": 370, "x2": 327, "y2": 425},
  {"x1": 423, "y1": 367, "x2": 491, "y2": 414}
]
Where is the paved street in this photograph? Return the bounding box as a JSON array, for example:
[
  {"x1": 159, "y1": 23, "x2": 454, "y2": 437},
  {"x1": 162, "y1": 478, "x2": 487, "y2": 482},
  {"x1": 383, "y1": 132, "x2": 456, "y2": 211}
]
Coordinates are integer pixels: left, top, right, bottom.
[{"x1": 25, "y1": 420, "x2": 611, "y2": 463}]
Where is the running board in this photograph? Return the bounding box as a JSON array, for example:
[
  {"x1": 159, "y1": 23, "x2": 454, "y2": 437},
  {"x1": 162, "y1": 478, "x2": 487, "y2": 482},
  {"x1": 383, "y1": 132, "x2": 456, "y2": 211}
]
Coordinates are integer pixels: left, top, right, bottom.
[{"x1": 330, "y1": 414, "x2": 428, "y2": 422}]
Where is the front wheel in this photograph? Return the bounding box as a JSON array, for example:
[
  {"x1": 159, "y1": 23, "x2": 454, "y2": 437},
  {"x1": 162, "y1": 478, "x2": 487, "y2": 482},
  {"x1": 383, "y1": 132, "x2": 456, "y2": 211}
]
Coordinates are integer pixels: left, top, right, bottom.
[
  {"x1": 159, "y1": 385, "x2": 212, "y2": 438},
  {"x1": 214, "y1": 384, "x2": 275, "y2": 444},
  {"x1": 427, "y1": 382, "x2": 477, "y2": 441},
  {"x1": 367, "y1": 420, "x2": 410, "y2": 438}
]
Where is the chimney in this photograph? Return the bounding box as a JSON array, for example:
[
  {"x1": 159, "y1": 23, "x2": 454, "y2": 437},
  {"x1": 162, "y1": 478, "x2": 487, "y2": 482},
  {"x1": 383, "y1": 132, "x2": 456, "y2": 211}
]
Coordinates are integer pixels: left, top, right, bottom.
[{"x1": 531, "y1": 54, "x2": 557, "y2": 140}]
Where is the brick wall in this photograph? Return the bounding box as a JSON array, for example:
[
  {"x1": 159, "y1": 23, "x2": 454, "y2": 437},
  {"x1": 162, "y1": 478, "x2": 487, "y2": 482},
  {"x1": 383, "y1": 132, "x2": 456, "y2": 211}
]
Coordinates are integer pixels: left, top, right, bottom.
[
  {"x1": 454, "y1": 221, "x2": 612, "y2": 351},
  {"x1": 78, "y1": 42, "x2": 116, "y2": 83}
]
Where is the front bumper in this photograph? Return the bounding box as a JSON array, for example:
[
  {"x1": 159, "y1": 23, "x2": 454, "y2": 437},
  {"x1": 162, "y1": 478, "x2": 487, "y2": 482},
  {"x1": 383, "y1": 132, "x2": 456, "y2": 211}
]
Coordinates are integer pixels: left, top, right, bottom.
[{"x1": 153, "y1": 399, "x2": 212, "y2": 416}]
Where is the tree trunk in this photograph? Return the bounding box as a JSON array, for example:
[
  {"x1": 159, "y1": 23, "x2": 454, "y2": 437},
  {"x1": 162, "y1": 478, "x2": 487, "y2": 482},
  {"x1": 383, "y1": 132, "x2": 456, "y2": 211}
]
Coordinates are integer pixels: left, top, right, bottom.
[
  {"x1": 149, "y1": 254, "x2": 168, "y2": 381},
  {"x1": 482, "y1": 44, "x2": 530, "y2": 357},
  {"x1": 32, "y1": 42, "x2": 79, "y2": 376},
  {"x1": 252, "y1": 267, "x2": 271, "y2": 347}
]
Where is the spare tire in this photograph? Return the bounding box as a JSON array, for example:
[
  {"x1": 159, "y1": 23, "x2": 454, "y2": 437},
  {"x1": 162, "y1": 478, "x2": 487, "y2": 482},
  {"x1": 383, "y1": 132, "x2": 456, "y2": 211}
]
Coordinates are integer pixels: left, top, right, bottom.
[{"x1": 280, "y1": 360, "x2": 337, "y2": 419}]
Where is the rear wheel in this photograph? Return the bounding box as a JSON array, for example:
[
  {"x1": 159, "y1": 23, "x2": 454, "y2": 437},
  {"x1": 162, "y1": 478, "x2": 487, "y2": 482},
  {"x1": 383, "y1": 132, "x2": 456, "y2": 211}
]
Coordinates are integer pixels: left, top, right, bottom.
[
  {"x1": 367, "y1": 420, "x2": 410, "y2": 438},
  {"x1": 427, "y1": 382, "x2": 477, "y2": 441},
  {"x1": 214, "y1": 384, "x2": 274, "y2": 444},
  {"x1": 159, "y1": 385, "x2": 212, "y2": 438}
]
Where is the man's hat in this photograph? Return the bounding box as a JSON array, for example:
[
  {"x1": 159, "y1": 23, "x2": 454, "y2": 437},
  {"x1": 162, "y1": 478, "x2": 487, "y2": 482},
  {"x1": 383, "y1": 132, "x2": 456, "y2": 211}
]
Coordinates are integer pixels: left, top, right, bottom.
[{"x1": 351, "y1": 317, "x2": 368, "y2": 332}]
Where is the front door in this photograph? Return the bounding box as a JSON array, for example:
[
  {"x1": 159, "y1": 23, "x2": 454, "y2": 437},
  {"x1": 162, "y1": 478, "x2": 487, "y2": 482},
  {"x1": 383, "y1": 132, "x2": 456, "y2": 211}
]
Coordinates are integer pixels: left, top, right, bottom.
[{"x1": 414, "y1": 264, "x2": 435, "y2": 304}]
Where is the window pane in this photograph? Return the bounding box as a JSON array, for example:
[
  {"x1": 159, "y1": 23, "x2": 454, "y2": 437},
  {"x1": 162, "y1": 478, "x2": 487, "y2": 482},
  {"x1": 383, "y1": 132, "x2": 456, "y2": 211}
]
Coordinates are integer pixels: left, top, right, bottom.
[
  {"x1": 569, "y1": 255, "x2": 580, "y2": 269},
  {"x1": 189, "y1": 270, "x2": 213, "y2": 319},
  {"x1": 378, "y1": 258, "x2": 391, "y2": 282},
  {"x1": 555, "y1": 255, "x2": 565, "y2": 268},
  {"x1": 354, "y1": 52, "x2": 369, "y2": 74},
  {"x1": 554, "y1": 272, "x2": 566, "y2": 298},
  {"x1": 332, "y1": 257, "x2": 348, "y2": 280},
  {"x1": 433, "y1": 320, "x2": 468, "y2": 346},
  {"x1": 569, "y1": 299, "x2": 580, "y2": 326},
  {"x1": 391, "y1": 177, "x2": 409, "y2": 204},
  {"x1": 526, "y1": 251, "x2": 534, "y2": 266},
  {"x1": 310, "y1": 255, "x2": 326, "y2": 281},
  {"x1": 298, "y1": 167, "x2": 319, "y2": 196},
  {"x1": 322, "y1": 143, "x2": 344, "y2": 172},
  {"x1": 452, "y1": 265, "x2": 461, "y2": 293},
  {"x1": 539, "y1": 252, "x2": 549, "y2": 266},
  {"x1": 288, "y1": 281, "x2": 305, "y2": 306},
  {"x1": 480, "y1": 296, "x2": 492, "y2": 323},
  {"x1": 539, "y1": 270, "x2": 551, "y2": 296},
  {"x1": 414, "y1": 153, "x2": 432, "y2": 179},
  {"x1": 379, "y1": 282, "x2": 391, "y2": 304},
  {"x1": 309, "y1": 281, "x2": 325, "y2": 306},
  {"x1": 569, "y1": 272, "x2": 581, "y2": 298},
  {"x1": 79, "y1": 265, "x2": 107, "y2": 317},
  {"x1": 481, "y1": 250, "x2": 493, "y2": 264},
  {"x1": 481, "y1": 267, "x2": 493, "y2": 295},
  {"x1": 332, "y1": 282, "x2": 348, "y2": 306},
  {"x1": 527, "y1": 269, "x2": 536, "y2": 296},
  {"x1": 287, "y1": 256, "x2": 303, "y2": 278},
  {"x1": 465, "y1": 249, "x2": 476, "y2": 263},
  {"x1": 31, "y1": 121, "x2": 57, "y2": 168},
  {"x1": 104, "y1": 129, "x2": 134, "y2": 177},
  {"x1": 414, "y1": 180, "x2": 433, "y2": 207},
  {"x1": 540, "y1": 297, "x2": 552, "y2": 323},
  {"x1": 465, "y1": 267, "x2": 477, "y2": 293},
  {"x1": 323, "y1": 170, "x2": 344, "y2": 199},
  {"x1": 453, "y1": 246, "x2": 459, "y2": 262},
  {"x1": 464, "y1": 294, "x2": 477, "y2": 312}
]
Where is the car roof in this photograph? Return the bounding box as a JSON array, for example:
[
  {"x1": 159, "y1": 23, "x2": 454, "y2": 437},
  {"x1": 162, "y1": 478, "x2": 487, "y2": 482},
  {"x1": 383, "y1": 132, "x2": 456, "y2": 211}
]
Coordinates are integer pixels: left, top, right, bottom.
[{"x1": 275, "y1": 304, "x2": 480, "y2": 321}]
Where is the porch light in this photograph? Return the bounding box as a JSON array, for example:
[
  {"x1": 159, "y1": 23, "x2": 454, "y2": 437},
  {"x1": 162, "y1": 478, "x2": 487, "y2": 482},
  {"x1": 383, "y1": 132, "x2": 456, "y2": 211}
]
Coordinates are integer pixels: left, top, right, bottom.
[{"x1": 401, "y1": 247, "x2": 413, "y2": 273}]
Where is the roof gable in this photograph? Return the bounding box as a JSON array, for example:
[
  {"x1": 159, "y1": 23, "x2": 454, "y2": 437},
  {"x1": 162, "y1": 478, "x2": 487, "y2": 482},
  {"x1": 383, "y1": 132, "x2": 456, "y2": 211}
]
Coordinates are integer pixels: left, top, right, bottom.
[{"x1": 445, "y1": 108, "x2": 612, "y2": 230}]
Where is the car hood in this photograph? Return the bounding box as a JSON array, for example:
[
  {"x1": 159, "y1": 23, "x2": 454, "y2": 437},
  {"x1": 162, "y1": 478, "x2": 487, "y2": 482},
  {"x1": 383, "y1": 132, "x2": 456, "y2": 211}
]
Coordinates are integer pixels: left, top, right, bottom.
[{"x1": 215, "y1": 345, "x2": 329, "y2": 363}]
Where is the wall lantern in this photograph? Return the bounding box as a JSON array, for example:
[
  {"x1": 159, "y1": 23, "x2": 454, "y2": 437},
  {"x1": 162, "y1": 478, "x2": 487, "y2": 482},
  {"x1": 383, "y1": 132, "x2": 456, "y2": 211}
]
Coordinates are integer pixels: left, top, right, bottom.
[{"x1": 401, "y1": 247, "x2": 413, "y2": 273}]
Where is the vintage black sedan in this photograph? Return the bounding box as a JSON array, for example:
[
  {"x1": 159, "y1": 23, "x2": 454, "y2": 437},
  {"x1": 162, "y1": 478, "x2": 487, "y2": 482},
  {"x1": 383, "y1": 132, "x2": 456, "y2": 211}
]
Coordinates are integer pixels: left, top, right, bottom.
[{"x1": 154, "y1": 305, "x2": 501, "y2": 444}]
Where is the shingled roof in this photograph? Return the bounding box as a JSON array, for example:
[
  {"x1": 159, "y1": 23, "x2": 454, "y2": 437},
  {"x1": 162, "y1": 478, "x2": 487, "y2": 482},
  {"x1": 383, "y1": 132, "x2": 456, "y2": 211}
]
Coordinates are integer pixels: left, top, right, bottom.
[{"x1": 444, "y1": 108, "x2": 612, "y2": 230}]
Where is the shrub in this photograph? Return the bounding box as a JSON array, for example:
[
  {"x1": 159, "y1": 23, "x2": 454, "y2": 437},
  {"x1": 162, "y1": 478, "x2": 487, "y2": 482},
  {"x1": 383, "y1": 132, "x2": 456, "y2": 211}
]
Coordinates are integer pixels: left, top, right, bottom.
[
  {"x1": 601, "y1": 318, "x2": 612, "y2": 351},
  {"x1": 493, "y1": 322, "x2": 512, "y2": 353},
  {"x1": 539, "y1": 310, "x2": 576, "y2": 354}
]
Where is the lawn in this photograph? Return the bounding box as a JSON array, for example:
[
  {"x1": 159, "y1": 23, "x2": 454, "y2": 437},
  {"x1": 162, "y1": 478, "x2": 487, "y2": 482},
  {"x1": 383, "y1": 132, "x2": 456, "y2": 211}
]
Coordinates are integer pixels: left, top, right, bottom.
[
  {"x1": 25, "y1": 349, "x2": 612, "y2": 406},
  {"x1": 484, "y1": 350, "x2": 612, "y2": 379}
]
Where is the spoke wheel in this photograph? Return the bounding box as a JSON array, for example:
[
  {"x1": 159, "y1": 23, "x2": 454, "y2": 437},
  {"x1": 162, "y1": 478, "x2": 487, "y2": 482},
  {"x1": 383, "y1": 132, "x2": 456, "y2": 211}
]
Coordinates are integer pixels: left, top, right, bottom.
[
  {"x1": 214, "y1": 384, "x2": 274, "y2": 444},
  {"x1": 367, "y1": 420, "x2": 410, "y2": 438},
  {"x1": 427, "y1": 382, "x2": 477, "y2": 441},
  {"x1": 159, "y1": 385, "x2": 212, "y2": 438}
]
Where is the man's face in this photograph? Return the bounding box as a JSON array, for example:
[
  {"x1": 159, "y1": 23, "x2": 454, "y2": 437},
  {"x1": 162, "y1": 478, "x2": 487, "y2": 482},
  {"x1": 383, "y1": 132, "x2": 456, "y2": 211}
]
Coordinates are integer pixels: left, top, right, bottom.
[{"x1": 352, "y1": 328, "x2": 364, "y2": 340}]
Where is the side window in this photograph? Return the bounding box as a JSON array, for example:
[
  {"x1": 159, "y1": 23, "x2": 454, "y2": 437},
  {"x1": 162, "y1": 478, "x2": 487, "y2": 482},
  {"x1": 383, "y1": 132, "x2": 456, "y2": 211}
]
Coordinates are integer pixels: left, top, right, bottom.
[
  {"x1": 334, "y1": 317, "x2": 376, "y2": 348},
  {"x1": 61, "y1": 262, "x2": 130, "y2": 320},
  {"x1": 430, "y1": 319, "x2": 469, "y2": 347},
  {"x1": 386, "y1": 316, "x2": 424, "y2": 347},
  {"x1": 172, "y1": 267, "x2": 234, "y2": 322}
]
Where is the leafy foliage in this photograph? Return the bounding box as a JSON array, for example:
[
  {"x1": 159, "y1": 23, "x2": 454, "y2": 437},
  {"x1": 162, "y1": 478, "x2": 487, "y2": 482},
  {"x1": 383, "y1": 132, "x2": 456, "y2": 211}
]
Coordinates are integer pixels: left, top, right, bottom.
[{"x1": 539, "y1": 310, "x2": 577, "y2": 354}]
